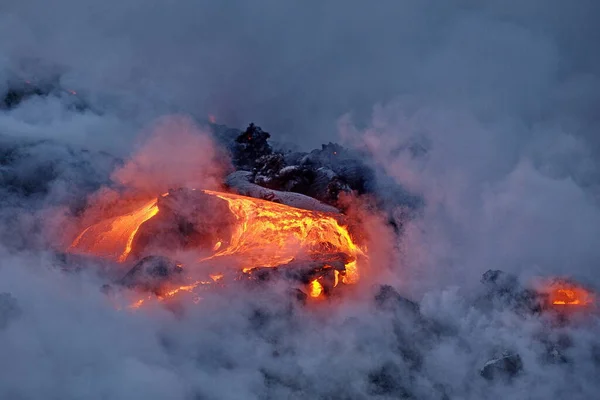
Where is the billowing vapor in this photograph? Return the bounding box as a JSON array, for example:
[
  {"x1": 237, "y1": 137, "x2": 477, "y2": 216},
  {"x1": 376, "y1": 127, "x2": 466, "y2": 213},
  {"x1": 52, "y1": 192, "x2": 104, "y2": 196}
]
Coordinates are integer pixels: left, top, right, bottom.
[
  {"x1": 111, "y1": 115, "x2": 228, "y2": 195},
  {"x1": 1, "y1": 1, "x2": 600, "y2": 399}
]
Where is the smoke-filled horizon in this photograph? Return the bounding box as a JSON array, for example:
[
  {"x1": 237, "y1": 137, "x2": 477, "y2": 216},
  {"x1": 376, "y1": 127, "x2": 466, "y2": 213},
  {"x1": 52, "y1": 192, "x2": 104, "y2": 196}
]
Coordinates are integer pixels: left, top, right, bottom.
[
  {"x1": 2, "y1": 1, "x2": 598, "y2": 149},
  {"x1": 1, "y1": 1, "x2": 600, "y2": 399}
]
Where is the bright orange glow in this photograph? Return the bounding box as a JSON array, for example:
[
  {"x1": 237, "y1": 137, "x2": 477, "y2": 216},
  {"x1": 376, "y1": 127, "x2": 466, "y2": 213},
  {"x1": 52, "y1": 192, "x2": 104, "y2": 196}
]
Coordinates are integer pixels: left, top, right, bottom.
[
  {"x1": 309, "y1": 279, "x2": 323, "y2": 298},
  {"x1": 202, "y1": 190, "x2": 365, "y2": 283},
  {"x1": 158, "y1": 281, "x2": 205, "y2": 299},
  {"x1": 68, "y1": 189, "x2": 367, "y2": 306},
  {"x1": 128, "y1": 280, "x2": 212, "y2": 309},
  {"x1": 69, "y1": 199, "x2": 159, "y2": 262},
  {"x1": 342, "y1": 260, "x2": 358, "y2": 285},
  {"x1": 130, "y1": 298, "x2": 145, "y2": 309},
  {"x1": 334, "y1": 270, "x2": 340, "y2": 287},
  {"x1": 535, "y1": 278, "x2": 596, "y2": 309},
  {"x1": 550, "y1": 286, "x2": 593, "y2": 306}
]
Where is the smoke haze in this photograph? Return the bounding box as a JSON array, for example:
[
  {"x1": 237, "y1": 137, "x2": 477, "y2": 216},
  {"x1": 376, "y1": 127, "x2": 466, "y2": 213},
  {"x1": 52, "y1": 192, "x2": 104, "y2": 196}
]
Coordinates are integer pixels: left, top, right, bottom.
[{"x1": 1, "y1": 1, "x2": 600, "y2": 399}]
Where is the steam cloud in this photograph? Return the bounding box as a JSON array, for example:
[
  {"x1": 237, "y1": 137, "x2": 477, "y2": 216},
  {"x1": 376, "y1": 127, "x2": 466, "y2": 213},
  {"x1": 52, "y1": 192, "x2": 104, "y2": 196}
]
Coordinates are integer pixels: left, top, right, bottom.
[
  {"x1": 1, "y1": 1, "x2": 600, "y2": 399},
  {"x1": 111, "y1": 115, "x2": 229, "y2": 194}
]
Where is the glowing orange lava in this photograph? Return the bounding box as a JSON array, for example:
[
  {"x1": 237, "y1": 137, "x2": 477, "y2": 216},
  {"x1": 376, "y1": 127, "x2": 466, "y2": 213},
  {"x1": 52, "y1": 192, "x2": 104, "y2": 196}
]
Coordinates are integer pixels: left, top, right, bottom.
[
  {"x1": 130, "y1": 280, "x2": 213, "y2": 309},
  {"x1": 309, "y1": 279, "x2": 324, "y2": 298},
  {"x1": 201, "y1": 190, "x2": 364, "y2": 283},
  {"x1": 68, "y1": 189, "x2": 367, "y2": 304},
  {"x1": 549, "y1": 285, "x2": 594, "y2": 306},
  {"x1": 69, "y1": 198, "x2": 159, "y2": 262}
]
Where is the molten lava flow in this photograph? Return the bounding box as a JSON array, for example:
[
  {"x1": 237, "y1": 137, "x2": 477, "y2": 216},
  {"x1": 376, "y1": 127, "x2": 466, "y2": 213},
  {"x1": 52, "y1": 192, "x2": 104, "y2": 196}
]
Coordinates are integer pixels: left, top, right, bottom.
[
  {"x1": 69, "y1": 198, "x2": 159, "y2": 262},
  {"x1": 202, "y1": 190, "x2": 365, "y2": 283},
  {"x1": 549, "y1": 284, "x2": 594, "y2": 306},
  {"x1": 68, "y1": 189, "x2": 366, "y2": 305},
  {"x1": 130, "y1": 279, "x2": 215, "y2": 309},
  {"x1": 309, "y1": 279, "x2": 324, "y2": 298}
]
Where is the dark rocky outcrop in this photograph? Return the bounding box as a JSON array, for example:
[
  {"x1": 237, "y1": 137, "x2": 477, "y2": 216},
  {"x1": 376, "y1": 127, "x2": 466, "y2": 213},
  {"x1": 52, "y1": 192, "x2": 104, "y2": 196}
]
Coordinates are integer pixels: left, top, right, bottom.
[
  {"x1": 130, "y1": 188, "x2": 237, "y2": 260},
  {"x1": 231, "y1": 123, "x2": 273, "y2": 170},
  {"x1": 222, "y1": 123, "x2": 420, "y2": 212},
  {"x1": 480, "y1": 353, "x2": 523, "y2": 381},
  {"x1": 120, "y1": 255, "x2": 184, "y2": 293}
]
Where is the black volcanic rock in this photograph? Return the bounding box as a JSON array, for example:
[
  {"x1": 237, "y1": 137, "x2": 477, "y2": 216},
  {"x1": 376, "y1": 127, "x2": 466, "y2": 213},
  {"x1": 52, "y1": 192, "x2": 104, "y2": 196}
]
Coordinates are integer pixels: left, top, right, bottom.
[
  {"x1": 480, "y1": 353, "x2": 523, "y2": 381},
  {"x1": 299, "y1": 142, "x2": 375, "y2": 196},
  {"x1": 246, "y1": 141, "x2": 373, "y2": 206},
  {"x1": 221, "y1": 122, "x2": 422, "y2": 216},
  {"x1": 232, "y1": 123, "x2": 273, "y2": 170},
  {"x1": 120, "y1": 256, "x2": 184, "y2": 293},
  {"x1": 307, "y1": 167, "x2": 351, "y2": 204},
  {"x1": 225, "y1": 170, "x2": 340, "y2": 213},
  {"x1": 254, "y1": 156, "x2": 316, "y2": 194},
  {"x1": 130, "y1": 188, "x2": 237, "y2": 259}
]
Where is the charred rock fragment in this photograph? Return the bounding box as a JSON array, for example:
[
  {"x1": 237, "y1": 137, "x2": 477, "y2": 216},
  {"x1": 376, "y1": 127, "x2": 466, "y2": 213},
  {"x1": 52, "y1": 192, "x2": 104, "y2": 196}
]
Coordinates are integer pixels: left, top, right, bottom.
[
  {"x1": 480, "y1": 353, "x2": 523, "y2": 381},
  {"x1": 308, "y1": 167, "x2": 352, "y2": 205},
  {"x1": 0, "y1": 293, "x2": 21, "y2": 329},
  {"x1": 225, "y1": 170, "x2": 340, "y2": 213},
  {"x1": 130, "y1": 188, "x2": 236, "y2": 259},
  {"x1": 255, "y1": 159, "x2": 316, "y2": 195},
  {"x1": 120, "y1": 256, "x2": 184, "y2": 294},
  {"x1": 232, "y1": 123, "x2": 273, "y2": 170},
  {"x1": 253, "y1": 154, "x2": 286, "y2": 185}
]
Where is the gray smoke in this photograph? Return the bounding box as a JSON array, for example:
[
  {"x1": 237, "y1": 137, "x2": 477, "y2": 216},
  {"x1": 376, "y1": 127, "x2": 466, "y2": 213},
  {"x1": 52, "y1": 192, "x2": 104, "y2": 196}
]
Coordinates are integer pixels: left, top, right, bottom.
[{"x1": 1, "y1": 1, "x2": 600, "y2": 399}]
